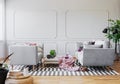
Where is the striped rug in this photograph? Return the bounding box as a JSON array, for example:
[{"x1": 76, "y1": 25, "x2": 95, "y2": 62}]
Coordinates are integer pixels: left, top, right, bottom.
[{"x1": 8, "y1": 65, "x2": 119, "y2": 76}]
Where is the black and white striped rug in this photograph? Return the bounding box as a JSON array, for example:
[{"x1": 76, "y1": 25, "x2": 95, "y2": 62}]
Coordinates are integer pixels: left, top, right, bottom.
[{"x1": 8, "y1": 65, "x2": 119, "y2": 76}]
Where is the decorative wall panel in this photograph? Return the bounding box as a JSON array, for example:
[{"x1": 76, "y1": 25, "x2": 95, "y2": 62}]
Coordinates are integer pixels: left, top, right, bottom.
[
  {"x1": 65, "y1": 42, "x2": 77, "y2": 56},
  {"x1": 14, "y1": 11, "x2": 57, "y2": 39},
  {"x1": 65, "y1": 11, "x2": 108, "y2": 39}
]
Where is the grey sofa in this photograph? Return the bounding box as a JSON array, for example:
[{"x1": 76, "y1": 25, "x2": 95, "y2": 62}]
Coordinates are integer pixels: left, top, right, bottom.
[{"x1": 76, "y1": 48, "x2": 115, "y2": 66}]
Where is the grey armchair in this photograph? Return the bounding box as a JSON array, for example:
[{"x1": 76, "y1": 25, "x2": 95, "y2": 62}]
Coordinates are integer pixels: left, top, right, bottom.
[{"x1": 9, "y1": 45, "x2": 43, "y2": 66}]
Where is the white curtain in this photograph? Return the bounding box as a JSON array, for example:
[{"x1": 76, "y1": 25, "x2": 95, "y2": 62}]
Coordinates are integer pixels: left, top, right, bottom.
[
  {"x1": 0, "y1": 0, "x2": 6, "y2": 58},
  {"x1": 0, "y1": 0, "x2": 3, "y2": 40}
]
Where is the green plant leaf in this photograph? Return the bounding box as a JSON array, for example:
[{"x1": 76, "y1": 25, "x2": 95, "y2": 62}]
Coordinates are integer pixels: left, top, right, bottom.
[
  {"x1": 50, "y1": 50, "x2": 56, "y2": 56},
  {"x1": 104, "y1": 19, "x2": 120, "y2": 44}
]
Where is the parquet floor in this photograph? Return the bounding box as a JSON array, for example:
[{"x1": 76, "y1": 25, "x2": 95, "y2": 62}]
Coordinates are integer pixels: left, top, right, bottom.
[
  {"x1": 1, "y1": 58, "x2": 120, "y2": 84},
  {"x1": 32, "y1": 61, "x2": 120, "y2": 84}
]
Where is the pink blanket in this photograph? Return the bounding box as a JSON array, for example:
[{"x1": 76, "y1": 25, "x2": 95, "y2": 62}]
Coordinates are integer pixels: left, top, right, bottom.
[{"x1": 59, "y1": 55, "x2": 79, "y2": 71}]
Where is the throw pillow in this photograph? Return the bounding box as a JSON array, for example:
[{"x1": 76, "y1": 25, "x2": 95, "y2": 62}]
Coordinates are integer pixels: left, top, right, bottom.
[
  {"x1": 78, "y1": 46, "x2": 83, "y2": 52},
  {"x1": 88, "y1": 41, "x2": 95, "y2": 45},
  {"x1": 95, "y1": 40, "x2": 104, "y2": 45},
  {"x1": 95, "y1": 40, "x2": 109, "y2": 48},
  {"x1": 83, "y1": 44, "x2": 102, "y2": 48},
  {"x1": 76, "y1": 42, "x2": 83, "y2": 51}
]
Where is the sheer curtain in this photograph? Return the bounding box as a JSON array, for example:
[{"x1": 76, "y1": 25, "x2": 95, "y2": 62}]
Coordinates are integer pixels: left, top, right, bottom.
[
  {"x1": 0, "y1": 0, "x2": 6, "y2": 58},
  {"x1": 0, "y1": 0, "x2": 3, "y2": 40}
]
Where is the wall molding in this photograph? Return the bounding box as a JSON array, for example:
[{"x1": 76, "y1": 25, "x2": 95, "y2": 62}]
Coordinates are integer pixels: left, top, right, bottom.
[
  {"x1": 65, "y1": 42, "x2": 77, "y2": 55},
  {"x1": 13, "y1": 10, "x2": 58, "y2": 39},
  {"x1": 65, "y1": 10, "x2": 109, "y2": 39}
]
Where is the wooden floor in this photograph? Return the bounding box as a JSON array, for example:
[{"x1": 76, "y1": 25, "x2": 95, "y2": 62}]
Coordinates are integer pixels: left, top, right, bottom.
[
  {"x1": 1, "y1": 58, "x2": 120, "y2": 84},
  {"x1": 32, "y1": 61, "x2": 120, "y2": 84}
]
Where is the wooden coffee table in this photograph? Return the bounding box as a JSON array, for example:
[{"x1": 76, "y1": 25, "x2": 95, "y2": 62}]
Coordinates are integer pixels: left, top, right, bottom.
[{"x1": 42, "y1": 57, "x2": 59, "y2": 67}]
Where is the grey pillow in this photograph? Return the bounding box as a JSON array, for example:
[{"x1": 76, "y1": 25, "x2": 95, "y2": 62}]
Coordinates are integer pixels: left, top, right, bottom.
[
  {"x1": 95, "y1": 40, "x2": 109, "y2": 48},
  {"x1": 84, "y1": 44, "x2": 102, "y2": 48}
]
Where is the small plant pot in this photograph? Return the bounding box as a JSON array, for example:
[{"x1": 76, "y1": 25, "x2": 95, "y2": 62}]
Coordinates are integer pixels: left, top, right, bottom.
[
  {"x1": 0, "y1": 68, "x2": 9, "y2": 84},
  {"x1": 47, "y1": 55, "x2": 55, "y2": 59},
  {"x1": 47, "y1": 55, "x2": 51, "y2": 59},
  {"x1": 51, "y1": 55, "x2": 55, "y2": 58}
]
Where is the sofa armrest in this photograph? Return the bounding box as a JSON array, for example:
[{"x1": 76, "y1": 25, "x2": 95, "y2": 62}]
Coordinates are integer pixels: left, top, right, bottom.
[{"x1": 76, "y1": 51, "x2": 84, "y2": 65}]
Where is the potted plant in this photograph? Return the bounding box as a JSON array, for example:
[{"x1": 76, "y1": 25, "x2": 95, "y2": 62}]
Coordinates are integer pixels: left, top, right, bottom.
[
  {"x1": 0, "y1": 53, "x2": 13, "y2": 84},
  {"x1": 50, "y1": 50, "x2": 56, "y2": 58},
  {"x1": 103, "y1": 19, "x2": 120, "y2": 59},
  {"x1": 47, "y1": 50, "x2": 56, "y2": 59}
]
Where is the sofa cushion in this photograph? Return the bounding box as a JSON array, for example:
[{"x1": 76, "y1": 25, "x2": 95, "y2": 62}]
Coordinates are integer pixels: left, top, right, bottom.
[
  {"x1": 83, "y1": 41, "x2": 95, "y2": 45},
  {"x1": 95, "y1": 40, "x2": 109, "y2": 48},
  {"x1": 83, "y1": 44, "x2": 102, "y2": 48}
]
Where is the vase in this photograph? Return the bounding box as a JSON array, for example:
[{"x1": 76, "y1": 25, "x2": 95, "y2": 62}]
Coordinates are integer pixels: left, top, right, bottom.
[
  {"x1": 0, "y1": 68, "x2": 9, "y2": 84},
  {"x1": 47, "y1": 55, "x2": 51, "y2": 59}
]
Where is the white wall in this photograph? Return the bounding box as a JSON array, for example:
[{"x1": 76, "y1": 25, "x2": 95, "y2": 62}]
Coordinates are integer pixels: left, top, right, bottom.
[{"x1": 5, "y1": 0, "x2": 120, "y2": 55}]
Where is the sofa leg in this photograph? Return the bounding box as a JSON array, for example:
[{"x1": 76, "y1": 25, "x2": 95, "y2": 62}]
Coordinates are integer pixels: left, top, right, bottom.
[
  {"x1": 11, "y1": 65, "x2": 13, "y2": 70},
  {"x1": 32, "y1": 65, "x2": 35, "y2": 70},
  {"x1": 42, "y1": 63, "x2": 45, "y2": 67}
]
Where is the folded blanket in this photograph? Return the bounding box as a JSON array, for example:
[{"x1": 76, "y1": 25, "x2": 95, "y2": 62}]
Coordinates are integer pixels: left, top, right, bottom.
[{"x1": 59, "y1": 55, "x2": 79, "y2": 71}]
